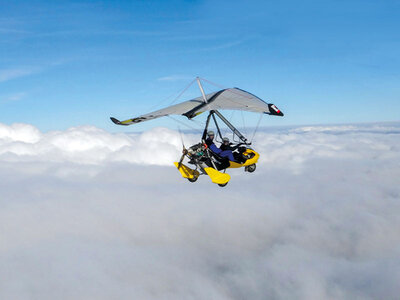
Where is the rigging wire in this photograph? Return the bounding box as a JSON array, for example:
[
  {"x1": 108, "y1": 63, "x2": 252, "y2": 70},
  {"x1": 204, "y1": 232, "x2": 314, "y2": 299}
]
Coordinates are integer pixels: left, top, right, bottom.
[
  {"x1": 147, "y1": 78, "x2": 203, "y2": 137},
  {"x1": 189, "y1": 117, "x2": 206, "y2": 131},
  {"x1": 241, "y1": 110, "x2": 248, "y2": 137},
  {"x1": 167, "y1": 115, "x2": 203, "y2": 134},
  {"x1": 169, "y1": 77, "x2": 197, "y2": 106},
  {"x1": 147, "y1": 78, "x2": 197, "y2": 112},
  {"x1": 200, "y1": 77, "x2": 267, "y2": 133},
  {"x1": 223, "y1": 110, "x2": 235, "y2": 137},
  {"x1": 201, "y1": 78, "x2": 257, "y2": 101},
  {"x1": 200, "y1": 77, "x2": 267, "y2": 144},
  {"x1": 250, "y1": 113, "x2": 264, "y2": 143},
  {"x1": 198, "y1": 77, "x2": 226, "y2": 90}
]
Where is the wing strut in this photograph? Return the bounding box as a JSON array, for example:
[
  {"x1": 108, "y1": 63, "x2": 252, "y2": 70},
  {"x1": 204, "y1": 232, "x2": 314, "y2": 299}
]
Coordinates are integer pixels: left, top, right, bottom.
[
  {"x1": 202, "y1": 110, "x2": 249, "y2": 145},
  {"x1": 196, "y1": 77, "x2": 208, "y2": 103},
  {"x1": 213, "y1": 110, "x2": 249, "y2": 144},
  {"x1": 211, "y1": 113, "x2": 223, "y2": 141}
]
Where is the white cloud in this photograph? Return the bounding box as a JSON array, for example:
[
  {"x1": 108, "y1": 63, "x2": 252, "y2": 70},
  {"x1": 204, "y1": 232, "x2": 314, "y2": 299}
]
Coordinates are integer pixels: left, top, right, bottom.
[
  {"x1": 1, "y1": 92, "x2": 27, "y2": 102},
  {"x1": 0, "y1": 68, "x2": 36, "y2": 82},
  {"x1": 0, "y1": 122, "x2": 399, "y2": 299},
  {"x1": 0, "y1": 123, "x2": 42, "y2": 143},
  {"x1": 0, "y1": 124, "x2": 186, "y2": 165}
]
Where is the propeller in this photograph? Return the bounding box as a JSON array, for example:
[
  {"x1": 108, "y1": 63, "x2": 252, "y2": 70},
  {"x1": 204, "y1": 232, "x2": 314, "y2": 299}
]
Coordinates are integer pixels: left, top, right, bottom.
[
  {"x1": 177, "y1": 127, "x2": 188, "y2": 169},
  {"x1": 178, "y1": 148, "x2": 188, "y2": 169}
]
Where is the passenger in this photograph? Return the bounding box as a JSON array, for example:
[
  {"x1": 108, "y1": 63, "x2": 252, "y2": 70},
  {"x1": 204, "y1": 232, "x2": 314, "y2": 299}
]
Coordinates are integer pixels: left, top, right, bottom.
[
  {"x1": 219, "y1": 137, "x2": 238, "y2": 162},
  {"x1": 219, "y1": 137, "x2": 239, "y2": 151}
]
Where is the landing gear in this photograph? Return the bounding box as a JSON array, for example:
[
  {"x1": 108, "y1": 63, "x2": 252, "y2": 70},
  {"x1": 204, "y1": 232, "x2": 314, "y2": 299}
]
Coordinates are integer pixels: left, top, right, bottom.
[
  {"x1": 188, "y1": 176, "x2": 198, "y2": 183},
  {"x1": 177, "y1": 107, "x2": 260, "y2": 186},
  {"x1": 245, "y1": 164, "x2": 256, "y2": 173}
]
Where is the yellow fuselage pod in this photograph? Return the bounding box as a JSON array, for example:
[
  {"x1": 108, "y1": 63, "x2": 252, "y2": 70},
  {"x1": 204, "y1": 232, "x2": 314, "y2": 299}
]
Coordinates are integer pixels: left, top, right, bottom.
[
  {"x1": 174, "y1": 162, "x2": 200, "y2": 179},
  {"x1": 204, "y1": 167, "x2": 231, "y2": 185},
  {"x1": 228, "y1": 149, "x2": 260, "y2": 169}
]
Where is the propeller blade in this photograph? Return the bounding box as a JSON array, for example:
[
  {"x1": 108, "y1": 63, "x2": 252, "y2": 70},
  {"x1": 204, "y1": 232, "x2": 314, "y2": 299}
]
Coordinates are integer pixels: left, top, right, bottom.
[{"x1": 178, "y1": 148, "x2": 188, "y2": 169}]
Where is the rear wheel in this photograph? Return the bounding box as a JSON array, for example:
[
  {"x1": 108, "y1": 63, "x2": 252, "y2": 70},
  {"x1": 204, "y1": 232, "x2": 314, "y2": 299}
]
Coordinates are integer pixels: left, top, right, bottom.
[
  {"x1": 246, "y1": 164, "x2": 256, "y2": 173},
  {"x1": 188, "y1": 176, "x2": 198, "y2": 183},
  {"x1": 218, "y1": 182, "x2": 228, "y2": 187}
]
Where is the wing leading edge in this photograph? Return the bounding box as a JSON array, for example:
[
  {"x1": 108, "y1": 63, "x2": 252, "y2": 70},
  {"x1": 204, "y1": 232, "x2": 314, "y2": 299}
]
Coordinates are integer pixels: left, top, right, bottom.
[{"x1": 111, "y1": 88, "x2": 283, "y2": 126}]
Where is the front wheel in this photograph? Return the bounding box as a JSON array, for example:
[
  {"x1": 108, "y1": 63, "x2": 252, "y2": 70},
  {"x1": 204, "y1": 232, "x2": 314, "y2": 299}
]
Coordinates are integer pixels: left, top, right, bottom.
[
  {"x1": 218, "y1": 182, "x2": 228, "y2": 187},
  {"x1": 246, "y1": 164, "x2": 256, "y2": 173}
]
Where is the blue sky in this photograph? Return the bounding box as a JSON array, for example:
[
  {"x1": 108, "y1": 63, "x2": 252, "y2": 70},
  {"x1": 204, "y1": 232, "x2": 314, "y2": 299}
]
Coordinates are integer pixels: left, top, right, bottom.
[{"x1": 0, "y1": 0, "x2": 399, "y2": 132}]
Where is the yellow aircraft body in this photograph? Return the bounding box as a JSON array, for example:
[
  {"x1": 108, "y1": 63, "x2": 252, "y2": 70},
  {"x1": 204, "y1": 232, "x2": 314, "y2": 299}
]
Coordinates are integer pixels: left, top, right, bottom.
[{"x1": 174, "y1": 149, "x2": 259, "y2": 186}]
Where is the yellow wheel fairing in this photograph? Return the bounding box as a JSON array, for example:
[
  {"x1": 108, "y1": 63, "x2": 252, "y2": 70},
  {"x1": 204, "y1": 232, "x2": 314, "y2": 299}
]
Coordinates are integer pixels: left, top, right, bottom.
[
  {"x1": 228, "y1": 161, "x2": 242, "y2": 168},
  {"x1": 174, "y1": 162, "x2": 200, "y2": 179},
  {"x1": 204, "y1": 167, "x2": 231, "y2": 185},
  {"x1": 228, "y1": 149, "x2": 260, "y2": 168}
]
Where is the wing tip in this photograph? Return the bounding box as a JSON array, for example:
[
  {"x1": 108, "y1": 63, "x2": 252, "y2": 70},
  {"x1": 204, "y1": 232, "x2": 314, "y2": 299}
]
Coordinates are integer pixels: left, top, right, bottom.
[
  {"x1": 110, "y1": 117, "x2": 120, "y2": 124},
  {"x1": 110, "y1": 117, "x2": 129, "y2": 125},
  {"x1": 268, "y1": 104, "x2": 284, "y2": 117}
]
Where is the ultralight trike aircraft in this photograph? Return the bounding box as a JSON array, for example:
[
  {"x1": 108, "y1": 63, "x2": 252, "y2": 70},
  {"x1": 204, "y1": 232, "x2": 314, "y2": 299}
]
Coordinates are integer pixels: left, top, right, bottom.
[{"x1": 111, "y1": 77, "x2": 284, "y2": 187}]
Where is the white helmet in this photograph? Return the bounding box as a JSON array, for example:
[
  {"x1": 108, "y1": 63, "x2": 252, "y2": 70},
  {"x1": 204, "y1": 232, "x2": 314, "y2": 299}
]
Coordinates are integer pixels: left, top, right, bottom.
[
  {"x1": 222, "y1": 137, "x2": 229, "y2": 143},
  {"x1": 207, "y1": 131, "x2": 215, "y2": 137}
]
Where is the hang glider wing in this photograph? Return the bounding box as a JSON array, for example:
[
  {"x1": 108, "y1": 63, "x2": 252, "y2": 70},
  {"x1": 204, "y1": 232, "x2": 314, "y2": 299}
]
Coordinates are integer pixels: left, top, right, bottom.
[
  {"x1": 183, "y1": 88, "x2": 284, "y2": 119},
  {"x1": 110, "y1": 88, "x2": 283, "y2": 126}
]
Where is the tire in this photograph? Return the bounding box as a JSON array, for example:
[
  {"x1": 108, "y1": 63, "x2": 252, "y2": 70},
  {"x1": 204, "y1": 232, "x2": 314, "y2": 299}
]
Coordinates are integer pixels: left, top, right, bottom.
[
  {"x1": 188, "y1": 176, "x2": 198, "y2": 183},
  {"x1": 246, "y1": 164, "x2": 256, "y2": 173},
  {"x1": 218, "y1": 183, "x2": 228, "y2": 187}
]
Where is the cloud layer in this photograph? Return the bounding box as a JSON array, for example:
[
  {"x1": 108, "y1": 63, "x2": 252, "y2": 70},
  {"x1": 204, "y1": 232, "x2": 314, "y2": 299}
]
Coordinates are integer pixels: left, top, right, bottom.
[{"x1": 0, "y1": 122, "x2": 399, "y2": 299}]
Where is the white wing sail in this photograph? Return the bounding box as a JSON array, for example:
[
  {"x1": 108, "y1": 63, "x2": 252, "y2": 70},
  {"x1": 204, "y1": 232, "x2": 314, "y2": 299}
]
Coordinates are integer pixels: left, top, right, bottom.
[{"x1": 111, "y1": 88, "x2": 283, "y2": 126}]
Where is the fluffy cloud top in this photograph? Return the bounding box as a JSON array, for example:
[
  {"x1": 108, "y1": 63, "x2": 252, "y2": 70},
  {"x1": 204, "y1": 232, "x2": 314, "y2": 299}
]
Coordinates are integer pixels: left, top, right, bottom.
[
  {"x1": 0, "y1": 122, "x2": 399, "y2": 299},
  {"x1": 0, "y1": 123, "x2": 186, "y2": 165}
]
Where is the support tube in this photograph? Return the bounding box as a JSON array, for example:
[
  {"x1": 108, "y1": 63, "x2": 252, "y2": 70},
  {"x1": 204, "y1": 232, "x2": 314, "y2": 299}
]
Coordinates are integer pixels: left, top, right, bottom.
[{"x1": 213, "y1": 110, "x2": 249, "y2": 144}]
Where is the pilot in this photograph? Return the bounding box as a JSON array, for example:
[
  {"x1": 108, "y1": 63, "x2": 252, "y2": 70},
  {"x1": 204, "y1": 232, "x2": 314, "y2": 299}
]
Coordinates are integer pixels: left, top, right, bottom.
[{"x1": 204, "y1": 131, "x2": 222, "y2": 154}]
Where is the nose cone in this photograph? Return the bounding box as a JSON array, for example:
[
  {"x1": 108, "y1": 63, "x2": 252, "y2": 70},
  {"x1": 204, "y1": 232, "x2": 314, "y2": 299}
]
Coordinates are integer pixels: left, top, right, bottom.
[{"x1": 268, "y1": 104, "x2": 284, "y2": 116}]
